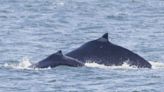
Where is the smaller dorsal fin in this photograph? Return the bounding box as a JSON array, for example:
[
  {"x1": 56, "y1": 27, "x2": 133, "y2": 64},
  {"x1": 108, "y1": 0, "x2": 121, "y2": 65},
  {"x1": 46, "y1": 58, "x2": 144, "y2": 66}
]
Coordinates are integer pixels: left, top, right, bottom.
[
  {"x1": 97, "y1": 33, "x2": 109, "y2": 42},
  {"x1": 56, "y1": 50, "x2": 63, "y2": 56}
]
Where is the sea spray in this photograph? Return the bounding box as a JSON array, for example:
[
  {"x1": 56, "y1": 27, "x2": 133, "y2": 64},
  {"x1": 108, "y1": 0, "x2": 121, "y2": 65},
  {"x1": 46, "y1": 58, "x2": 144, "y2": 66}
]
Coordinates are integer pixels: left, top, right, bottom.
[{"x1": 18, "y1": 57, "x2": 32, "y2": 68}]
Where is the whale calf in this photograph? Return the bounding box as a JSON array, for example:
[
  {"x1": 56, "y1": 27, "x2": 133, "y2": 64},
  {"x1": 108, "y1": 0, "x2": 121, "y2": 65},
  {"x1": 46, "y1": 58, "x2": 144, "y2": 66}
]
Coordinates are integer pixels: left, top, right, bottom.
[
  {"x1": 30, "y1": 50, "x2": 84, "y2": 68},
  {"x1": 66, "y1": 33, "x2": 152, "y2": 68}
]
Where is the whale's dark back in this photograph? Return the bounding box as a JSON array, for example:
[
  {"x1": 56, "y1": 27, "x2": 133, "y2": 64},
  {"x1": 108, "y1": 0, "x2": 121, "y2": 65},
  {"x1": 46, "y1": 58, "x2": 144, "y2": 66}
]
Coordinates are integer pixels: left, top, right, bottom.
[
  {"x1": 66, "y1": 34, "x2": 152, "y2": 68},
  {"x1": 31, "y1": 51, "x2": 84, "y2": 68}
]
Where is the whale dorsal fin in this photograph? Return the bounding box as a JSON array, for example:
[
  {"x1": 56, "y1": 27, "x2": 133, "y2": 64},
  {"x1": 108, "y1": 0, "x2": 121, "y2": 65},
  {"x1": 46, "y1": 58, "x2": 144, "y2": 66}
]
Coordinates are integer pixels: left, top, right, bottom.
[
  {"x1": 102, "y1": 33, "x2": 108, "y2": 39},
  {"x1": 97, "y1": 33, "x2": 109, "y2": 42},
  {"x1": 56, "y1": 50, "x2": 63, "y2": 56}
]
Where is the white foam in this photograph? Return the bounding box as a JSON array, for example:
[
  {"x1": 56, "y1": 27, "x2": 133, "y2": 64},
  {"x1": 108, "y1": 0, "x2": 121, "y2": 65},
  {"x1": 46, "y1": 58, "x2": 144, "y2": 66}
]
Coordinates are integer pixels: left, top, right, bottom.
[
  {"x1": 85, "y1": 62, "x2": 137, "y2": 69},
  {"x1": 85, "y1": 61, "x2": 164, "y2": 69},
  {"x1": 150, "y1": 61, "x2": 164, "y2": 69}
]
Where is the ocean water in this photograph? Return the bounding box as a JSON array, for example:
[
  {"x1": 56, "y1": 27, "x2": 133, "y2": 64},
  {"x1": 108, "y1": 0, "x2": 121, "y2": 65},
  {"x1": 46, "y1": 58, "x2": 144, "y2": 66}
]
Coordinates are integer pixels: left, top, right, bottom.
[{"x1": 0, "y1": 0, "x2": 164, "y2": 92}]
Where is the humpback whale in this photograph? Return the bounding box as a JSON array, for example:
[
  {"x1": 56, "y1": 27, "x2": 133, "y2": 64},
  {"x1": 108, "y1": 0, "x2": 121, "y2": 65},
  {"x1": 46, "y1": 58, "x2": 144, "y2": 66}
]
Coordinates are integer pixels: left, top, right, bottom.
[
  {"x1": 66, "y1": 33, "x2": 152, "y2": 68},
  {"x1": 30, "y1": 50, "x2": 84, "y2": 68}
]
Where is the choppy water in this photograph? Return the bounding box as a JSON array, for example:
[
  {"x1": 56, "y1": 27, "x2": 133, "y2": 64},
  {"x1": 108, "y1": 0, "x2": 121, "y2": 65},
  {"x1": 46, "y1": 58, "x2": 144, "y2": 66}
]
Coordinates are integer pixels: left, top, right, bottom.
[{"x1": 0, "y1": 0, "x2": 164, "y2": 92}]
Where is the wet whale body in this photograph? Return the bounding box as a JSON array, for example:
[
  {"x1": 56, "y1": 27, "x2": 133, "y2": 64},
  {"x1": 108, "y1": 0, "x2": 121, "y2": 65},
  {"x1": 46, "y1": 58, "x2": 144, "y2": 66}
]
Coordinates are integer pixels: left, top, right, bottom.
[
  {"x1": 30, "y1": 50, "x2": 84, "y2": 68},
  {"x1": 66, "y1": 33, "x2": 152, "y2": 68}
]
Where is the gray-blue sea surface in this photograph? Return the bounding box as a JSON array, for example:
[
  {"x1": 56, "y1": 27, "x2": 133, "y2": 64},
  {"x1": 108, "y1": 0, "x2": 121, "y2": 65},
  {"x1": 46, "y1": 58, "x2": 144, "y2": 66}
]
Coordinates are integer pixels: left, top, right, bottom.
[{"x1": 0, "y1": 0, "x2": 164, "y2": 92}]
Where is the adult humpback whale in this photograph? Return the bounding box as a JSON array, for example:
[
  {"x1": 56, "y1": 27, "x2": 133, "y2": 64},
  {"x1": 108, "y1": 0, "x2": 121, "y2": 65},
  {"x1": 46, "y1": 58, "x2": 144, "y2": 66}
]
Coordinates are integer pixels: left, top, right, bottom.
[
  {"x1": 66, "y1": 33, "x2": 152, "y2": 68},
  {"x1": 30, "y1": 50, "x2": 84, "y2": 68}
]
